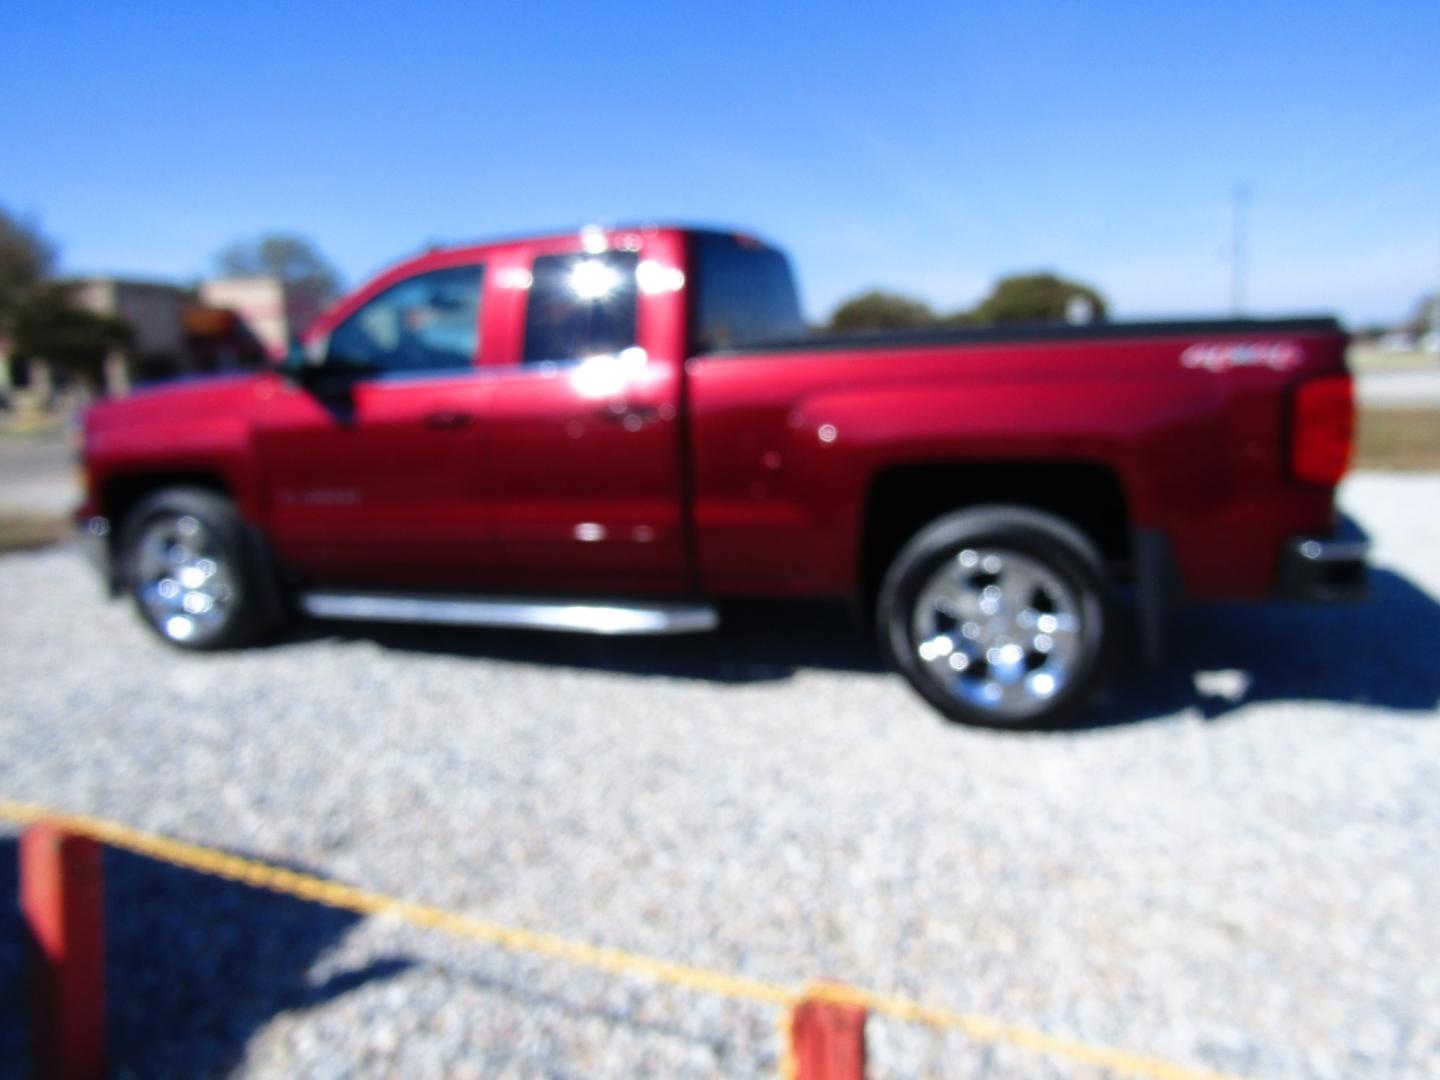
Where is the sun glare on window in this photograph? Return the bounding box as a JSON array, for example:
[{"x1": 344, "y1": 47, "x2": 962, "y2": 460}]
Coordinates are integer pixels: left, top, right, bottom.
[{"x1": 569, "y1": 259, "x2": 622, "y2": 301}]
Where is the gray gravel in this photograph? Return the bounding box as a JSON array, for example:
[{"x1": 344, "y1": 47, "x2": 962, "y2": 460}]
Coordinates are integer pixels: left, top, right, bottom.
[{"x1": 1, "y1": 473, "x2": 1437, "y2": 1078}]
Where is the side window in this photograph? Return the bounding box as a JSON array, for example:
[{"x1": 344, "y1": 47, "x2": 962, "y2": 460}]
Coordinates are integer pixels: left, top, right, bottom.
[
  {"x1": 691, "y1": 232, "x2": 806, "y2": 352},
  {"x1": 327, "y1": 265, "x2": 483, "y2": 374},
  {"x1": 523, "y1": 251, "x2": 639, "y2": 365}
]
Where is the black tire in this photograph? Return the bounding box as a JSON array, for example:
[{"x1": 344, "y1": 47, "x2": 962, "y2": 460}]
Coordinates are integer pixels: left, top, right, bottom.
[
  {"x1": 118, "y1": 487, "x2": 279, "y2": 650},
  {"x1": 877, "y1": 505, "x2": 1116, "y2": 729}
]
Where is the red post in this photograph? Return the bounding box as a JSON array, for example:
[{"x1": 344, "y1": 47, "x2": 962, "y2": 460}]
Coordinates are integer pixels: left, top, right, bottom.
[
  {"x1": 20, "y1": 825, "x2": 107, "y2": 1080},
  {"x1": 791, "y1": 995, "x2": 866, "y2": 1080}
]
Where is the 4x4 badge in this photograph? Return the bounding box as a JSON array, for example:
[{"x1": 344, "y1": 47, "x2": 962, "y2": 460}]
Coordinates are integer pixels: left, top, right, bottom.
[{"x1": 1182, "y1": 341, "x2": 1301, "y2": 373}]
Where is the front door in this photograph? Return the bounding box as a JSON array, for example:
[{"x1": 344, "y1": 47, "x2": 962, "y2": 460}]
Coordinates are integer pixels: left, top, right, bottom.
[{"x1": 253, "y1": 263, "x2": 501, "y2": 587}]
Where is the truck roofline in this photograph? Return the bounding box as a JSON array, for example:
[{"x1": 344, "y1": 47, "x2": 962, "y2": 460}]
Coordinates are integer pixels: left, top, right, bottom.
[{"x1": 421, "y1": 222, "x2": 783, "y2": 259}]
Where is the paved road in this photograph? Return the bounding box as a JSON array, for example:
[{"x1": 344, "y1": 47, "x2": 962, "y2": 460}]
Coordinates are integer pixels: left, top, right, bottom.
[
  {"x1": 1356, "y1": 367, "x2": 1440, "y2": 408},
  {"x1": 0, "y1": 475, "x2": 1436, "y2": 1078},
  {"x1": 0, "y1": 426, "x2": 78, "y2": 515}
]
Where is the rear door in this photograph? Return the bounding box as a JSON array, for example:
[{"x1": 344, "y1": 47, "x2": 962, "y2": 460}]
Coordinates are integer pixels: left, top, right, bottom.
[
  {"x1": 253, "y1": 261, "x2": 501, "y2": 587},
  {"x1": 481, "y1": 234, "x2": 689, "y2": 594}
]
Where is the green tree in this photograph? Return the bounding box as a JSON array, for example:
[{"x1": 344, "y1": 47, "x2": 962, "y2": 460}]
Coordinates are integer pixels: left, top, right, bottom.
[
  {"x1": 216, "y1": 233, "x2": 342, "y2": 302},
  {"x1": 11, "y1": 283, "x2": 132, "y2": 388},
  {"x1": 0, "y1": 207, "x2": 58, "y2": 329},
  {"x1": 1404, "y1": 291, "x2": 1438, "y2": 337},
  {"x1": 828, "y1": 290, "x2": 937, "y2": 333},
  {"x1": 968, "y1": 272, "x2": 1107, "y2": 325}
]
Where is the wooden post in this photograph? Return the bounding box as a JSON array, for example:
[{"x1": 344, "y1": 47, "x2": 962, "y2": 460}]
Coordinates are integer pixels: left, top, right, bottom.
[
  {"x1": 791, "y1": 994, "x2": 866, "y2": 1080},
  {"x1": 20, "y1": 825, "x2": 107, "y2": 1080}
]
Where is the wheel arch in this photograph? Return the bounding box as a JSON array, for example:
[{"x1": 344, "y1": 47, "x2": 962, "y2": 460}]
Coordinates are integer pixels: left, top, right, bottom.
[
  {"x1": 97, "y1": 470, "x2": 236, "y2": 592},
  {"x1": 857, "y1": 459, "x2": 1132, "y2": 621}
]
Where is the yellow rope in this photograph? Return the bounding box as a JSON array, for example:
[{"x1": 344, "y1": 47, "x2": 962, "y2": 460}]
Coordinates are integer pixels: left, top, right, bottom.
[
  {"x1": 0, "y1": 799, "x2": 1247, "y2": 1080},
  {"x1": 801, "y1": 982, "x2": 1240, "y2": 1080}
]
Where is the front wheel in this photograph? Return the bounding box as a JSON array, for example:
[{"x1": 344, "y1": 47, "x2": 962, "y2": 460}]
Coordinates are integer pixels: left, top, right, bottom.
[
  {"x1": 877, "y1": 506, "x2": 1116, "y2": 729},
  {"x1": 119, "y1": 487, "x2": 277, "y2": 650}
]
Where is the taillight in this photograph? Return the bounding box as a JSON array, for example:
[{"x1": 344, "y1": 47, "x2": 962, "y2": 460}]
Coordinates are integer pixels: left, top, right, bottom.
[{"x1": 1291, "y1": 374, "x2": 1354, "y2": 485}]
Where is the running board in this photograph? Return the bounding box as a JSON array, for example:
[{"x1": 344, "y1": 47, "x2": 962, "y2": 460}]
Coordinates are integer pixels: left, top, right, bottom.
[{"x1": 297, "y1": 591, "x2": 719, "y2": 636}]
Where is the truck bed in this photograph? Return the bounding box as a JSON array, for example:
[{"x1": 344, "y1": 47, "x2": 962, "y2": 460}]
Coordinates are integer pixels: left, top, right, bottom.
[{"x1": 697, "y1": 316, "x2": 1344, "y2": 357}]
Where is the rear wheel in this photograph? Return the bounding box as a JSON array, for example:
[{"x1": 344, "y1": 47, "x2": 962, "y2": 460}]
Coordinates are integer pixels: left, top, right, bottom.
[
  {"x1": 878, "y1": 506, "x2": 1115, "y2": 729},
  {"x1": 120, "y1": 488, "x2": 276, "y2": 650}
]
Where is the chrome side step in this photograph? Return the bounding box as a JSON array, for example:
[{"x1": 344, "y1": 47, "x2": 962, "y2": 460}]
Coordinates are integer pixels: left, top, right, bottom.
[{"x1": 297, "y1": 591, "x2": 719, "y2": 636}]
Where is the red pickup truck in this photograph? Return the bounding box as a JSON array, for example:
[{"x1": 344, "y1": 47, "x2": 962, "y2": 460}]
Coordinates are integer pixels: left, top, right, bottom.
[{"x1": 77, "y1": 225, "x2": 1364, "y2": 728}]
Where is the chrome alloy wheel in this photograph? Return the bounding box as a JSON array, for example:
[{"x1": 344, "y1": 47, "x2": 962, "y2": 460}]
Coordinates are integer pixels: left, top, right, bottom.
[
  {"x1": 133, "y1": 513, "x2": 238, "y2": 646},
  {"x1": 909, "y1": 546, "x2": 1085, "y2": 720}
]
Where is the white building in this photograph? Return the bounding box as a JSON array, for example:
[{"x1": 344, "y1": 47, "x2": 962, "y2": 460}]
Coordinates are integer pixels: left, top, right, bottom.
[{"x1": 199, "y1": 277, "x2": 324, "y2": 360}]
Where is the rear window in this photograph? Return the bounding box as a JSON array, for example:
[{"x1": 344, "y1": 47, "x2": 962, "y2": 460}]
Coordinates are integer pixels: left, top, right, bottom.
[
  {"x1": 691, "y1": 233, "x2": 806, "y2": 352},
  {"x1": 523, "y1": 251, "x2": 639, "y2": 364}
]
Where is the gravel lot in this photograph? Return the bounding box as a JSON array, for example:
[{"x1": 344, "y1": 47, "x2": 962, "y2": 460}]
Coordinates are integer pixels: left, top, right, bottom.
[{"x1": 1, "y1": 473, "x2": 1437, "y2": 1079}]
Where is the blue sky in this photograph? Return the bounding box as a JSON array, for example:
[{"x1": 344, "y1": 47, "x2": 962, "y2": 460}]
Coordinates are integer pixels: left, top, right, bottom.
[{"x1": 3, "y1": 1, "x2": 1438, "y2": 325}]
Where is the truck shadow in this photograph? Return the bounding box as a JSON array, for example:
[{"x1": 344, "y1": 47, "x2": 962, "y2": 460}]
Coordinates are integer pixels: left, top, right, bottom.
[
  {"x1": 1091, "y1": 567, "x2": 1440, "y2": 727},
  {"x1": 0, "y1": 838, "x2": 412, "y2": 1077},
  {"x1": 299, "y1": 568, "x2": 1440, "y2": 726}
]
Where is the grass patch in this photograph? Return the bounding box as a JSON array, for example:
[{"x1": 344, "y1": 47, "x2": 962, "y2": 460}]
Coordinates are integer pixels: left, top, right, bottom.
[
  {"x1": 1356, "y1": 408, "x2": 1440, "y2": 471},
  {"x1": 0, "y1": 512, "x2": 70, "y2": 553},
  {"x1": 0, "y1": 413, "x2": 67, "y2": 437}
]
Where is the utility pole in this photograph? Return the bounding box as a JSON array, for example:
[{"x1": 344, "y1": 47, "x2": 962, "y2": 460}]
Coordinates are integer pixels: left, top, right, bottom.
[{"x1": 1231, "y1": 185, "x2": 1250, "y2": 315}]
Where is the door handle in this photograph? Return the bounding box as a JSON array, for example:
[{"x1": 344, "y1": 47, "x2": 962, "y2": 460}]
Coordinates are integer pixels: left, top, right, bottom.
[{"x1": 423, "y1": 410, "x2": 473, "y2": 430}]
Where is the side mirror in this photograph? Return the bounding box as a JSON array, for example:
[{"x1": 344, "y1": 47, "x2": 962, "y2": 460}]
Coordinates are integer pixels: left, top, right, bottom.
[
  {"x1": 278, "y1": 340, "x2": 380, "y2": 400},
  {"x1": 277, "y1": 340, "x2": 327, "y2": 381}
]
